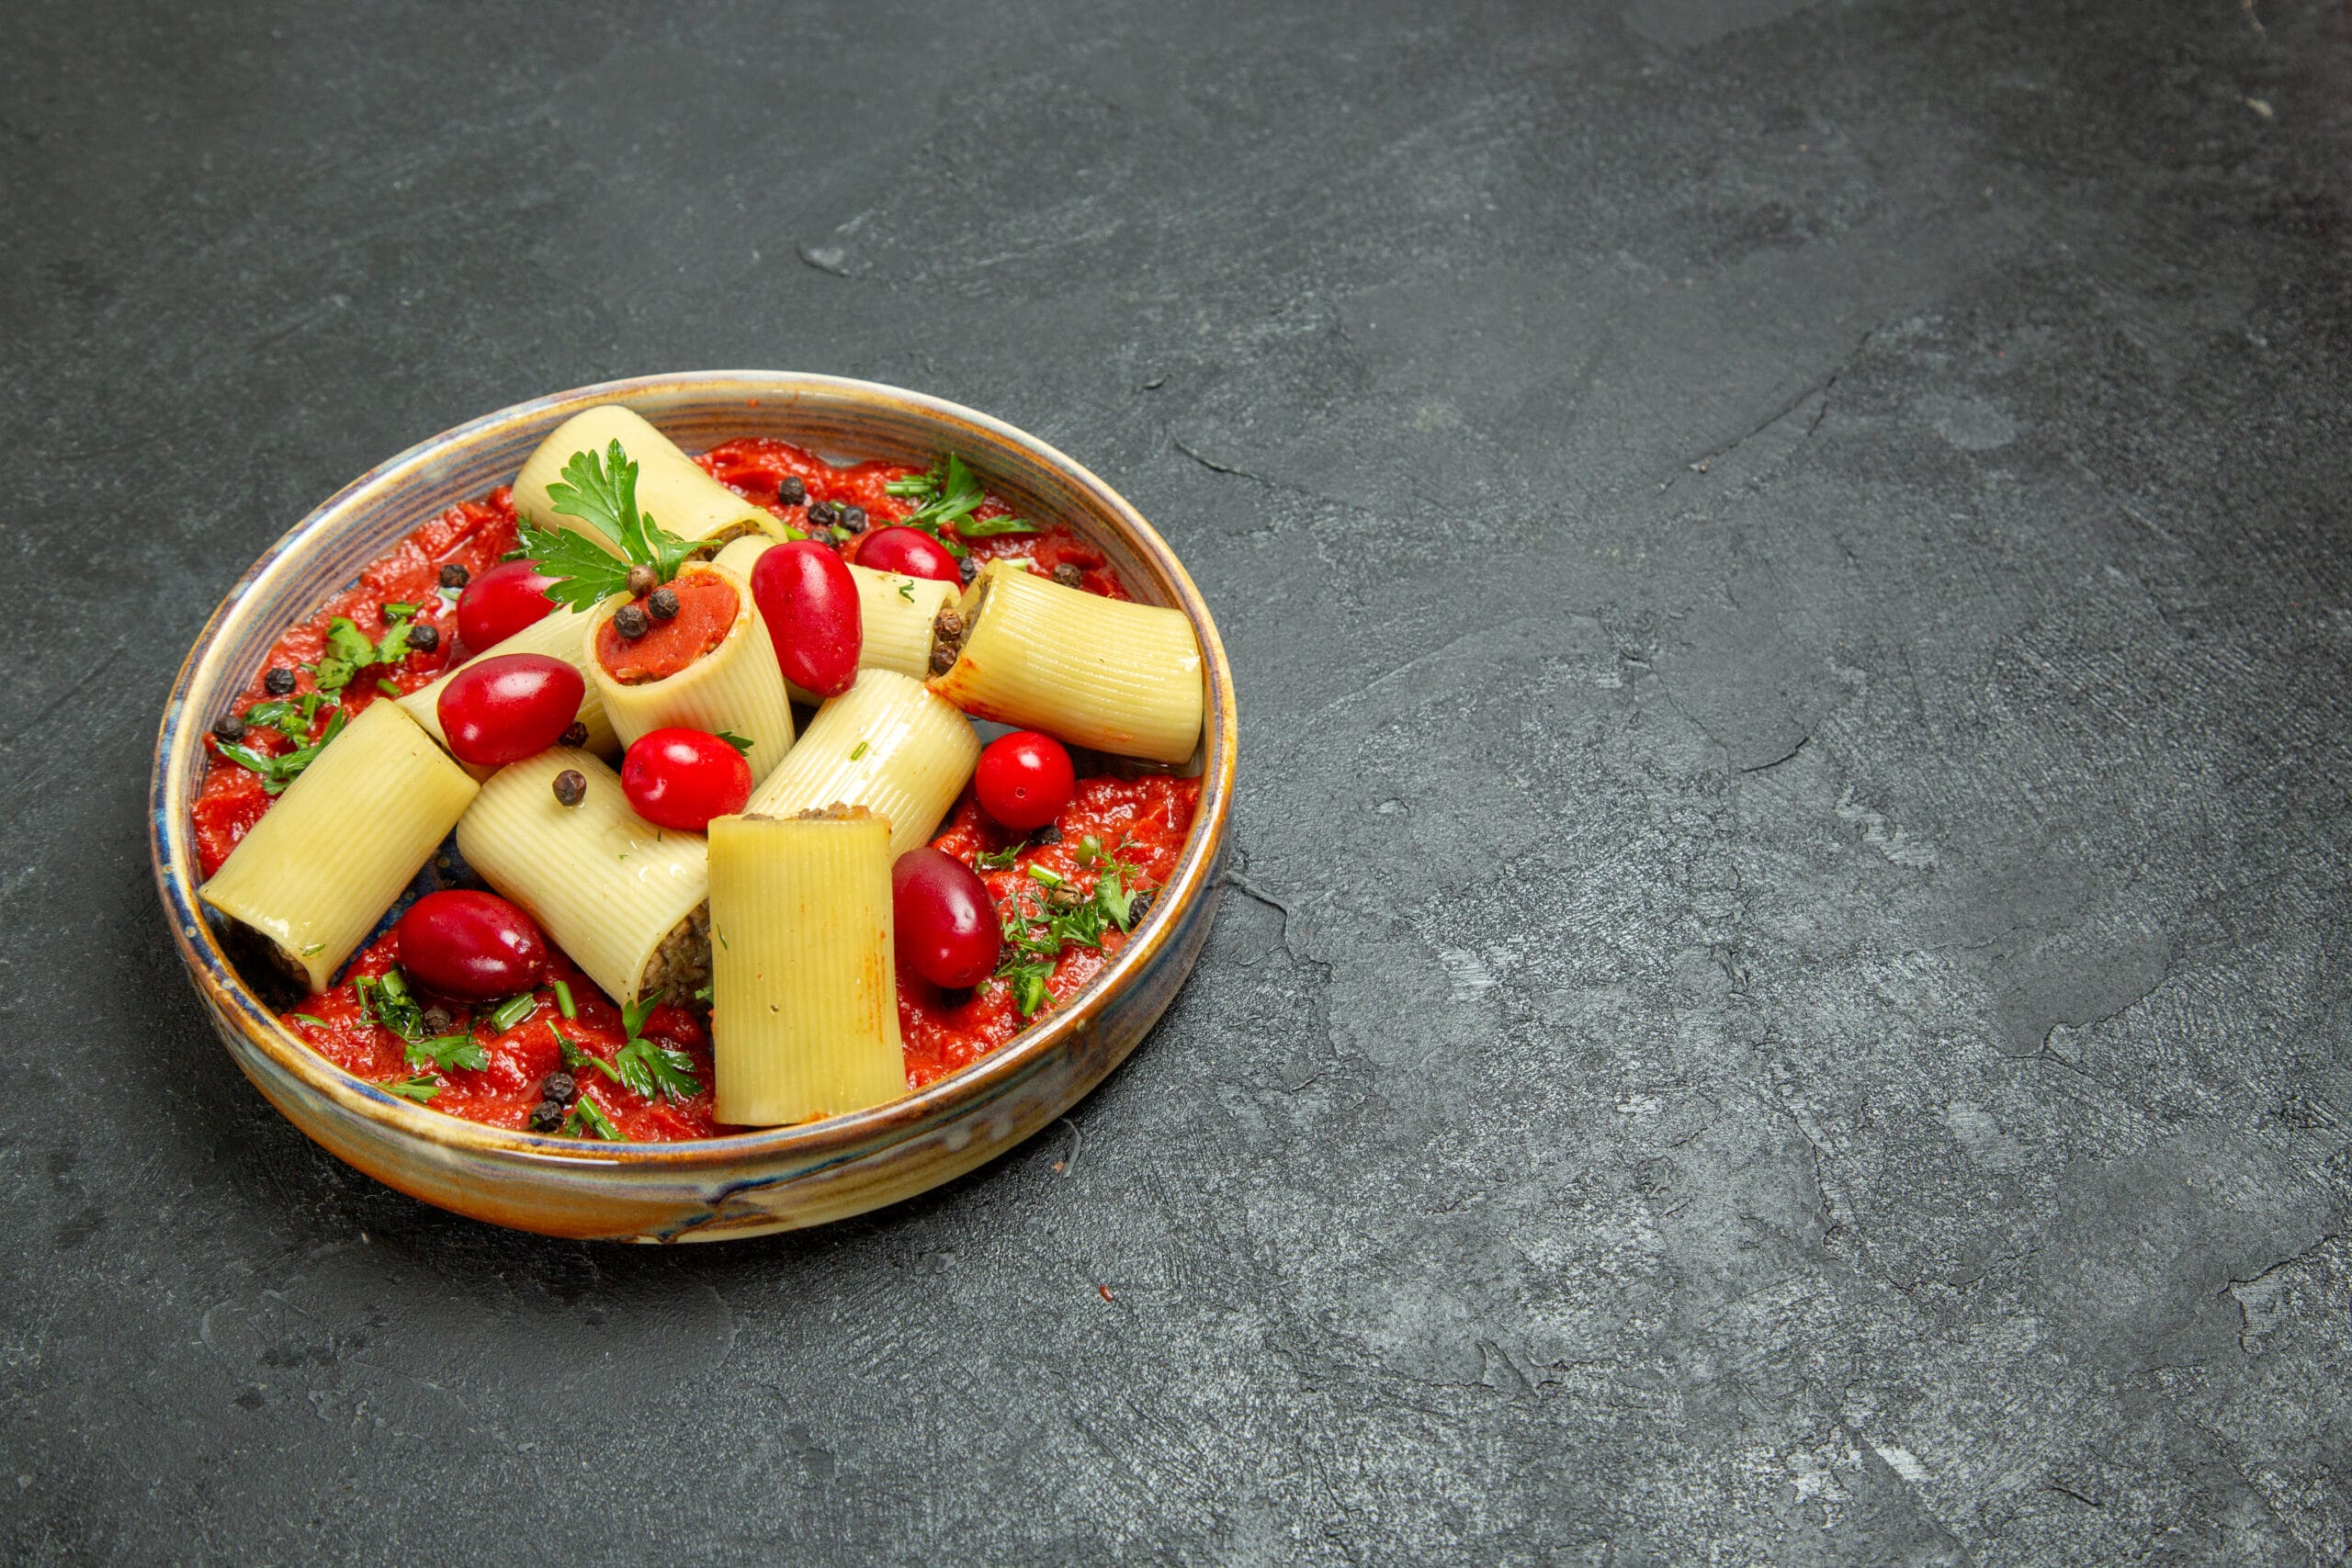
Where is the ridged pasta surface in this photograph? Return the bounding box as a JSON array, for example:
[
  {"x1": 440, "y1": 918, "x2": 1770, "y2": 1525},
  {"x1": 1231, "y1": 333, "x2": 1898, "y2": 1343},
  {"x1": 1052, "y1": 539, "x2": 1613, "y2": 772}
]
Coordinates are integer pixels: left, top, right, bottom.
[
  {"x1": 929, "y1": 560, "x2": 1204, "y2": 763},
  {"x1": 514, "y1": 405, "x2": 782, "y2": 547},
  {"x1": 585, "y1": 562, "x2": 796, "y2": 783},
  {"x1": 707, "y1": 810, "x2": 904, "y2": 1126},
  {"x1": 453, "y1": 749, "x2": 708, "y2": 1007},
  {"x1": 710, "y1": 537, "x2": 958, "y2": 696},
  {"x1": 743, "y1": 670, "x2": 980, "y2": 857},
  {"x1": 199, "y1": 700, "x2": 480, "y2": 991}
]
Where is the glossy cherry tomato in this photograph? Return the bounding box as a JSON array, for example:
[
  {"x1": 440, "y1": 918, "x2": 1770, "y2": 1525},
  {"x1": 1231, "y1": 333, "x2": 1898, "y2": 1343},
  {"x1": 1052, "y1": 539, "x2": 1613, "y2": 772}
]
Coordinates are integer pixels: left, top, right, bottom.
[
  {"x1": 456, "y1": 558, "x2": 559, "y2": 653},
  {"x1": 751, "y1": 540, "x2": 863, "y2": 697},
  {"x1": 974, "y1": 730, "x2": 1076, "y2": 831},
  {"x1": 892, "y1": 848, "x2": 1001, "y2": 987},
  {"x1": 620, "y1": 728, "x2": 752, "y2": 832},
  {"x1": 854, "y1": 526, "x2": 961, "y2": 584},
  {"x1": 396, "y1": 889, "x2": 548, "y2": 999},
  {"x1": 436, "y1": 653, "x2": 585, "y2": 767}
]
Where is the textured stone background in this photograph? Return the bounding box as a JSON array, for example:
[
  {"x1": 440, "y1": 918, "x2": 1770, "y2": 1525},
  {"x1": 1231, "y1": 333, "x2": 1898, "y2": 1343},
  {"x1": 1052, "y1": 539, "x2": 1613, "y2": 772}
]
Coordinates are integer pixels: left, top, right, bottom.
[{"x1": 5, "y1": 0, "x2": 2349, "y2": 1562}]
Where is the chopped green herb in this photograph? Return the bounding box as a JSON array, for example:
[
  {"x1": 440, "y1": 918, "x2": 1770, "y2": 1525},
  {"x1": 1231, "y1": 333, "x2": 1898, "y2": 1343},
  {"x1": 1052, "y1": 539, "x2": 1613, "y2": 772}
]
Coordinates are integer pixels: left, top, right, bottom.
[
  {"x1": 376, "y1": 676, "x2": 401, "y2": 696},
  {"x1": 692, "y1": 983, "x2": 714, "y2": 1004},
  {"x1": 217, "y1": 706, "x2": 348, "y2": 795},
  {"x1": 300, "y1": 942, "x2": 323, "y2": 956},
  {"x1": 849, "y1": 739, "x2": 870, "y2": 761},
  {"x1": 243, "y1": 694, "x2": 337, "y2": 742},
  {"x1": 561, "y1": 1095, "x2": 625, "y2": 1140},
  {"x1": 1093, "y1": 864, "x2": 1139, "y2": 929},
  {"x1": 386, "y1": 1075, "x2": 441, "y2": 1103},
  {"x1": 380, "y1": 602, "x2": 416, "y2": 620},
  {"x1": 515, "y1": 440, "x2": 702, "y2": 612},
  {"x1": 483, "y1": 992, "x2": 537, "y2": 1032},
  {"x1": 716, "y1": 730, "x2": 753, "y2": 757},
  {"x1": 289, "y1": 1013, "x2": 328, "y2": 1028},
  {"x1": 1026, "y1": 863, "x2": 1066, "y2": 887},
  {"x1": 553, "y1": 979, "x2": 576, "y2": 1020},
  {"x1": 355, "y1": 967, "x2": 426, "y2": 1040},
  {"x1": 1073, "y1": 834, "x2": 1105, "y2": 867},
  {"x1": 308, "y1": 615, "x2": 416, "y2": 695},
  {"x1": 974, "y1": 840, "x2": 1028, "y2": 872},
  {"x1": 897, "y1": 581, "x2": 915, "y2": 602},
  {"x1": 882, "y1": 453, "x2": 1041, "y2": 555}
]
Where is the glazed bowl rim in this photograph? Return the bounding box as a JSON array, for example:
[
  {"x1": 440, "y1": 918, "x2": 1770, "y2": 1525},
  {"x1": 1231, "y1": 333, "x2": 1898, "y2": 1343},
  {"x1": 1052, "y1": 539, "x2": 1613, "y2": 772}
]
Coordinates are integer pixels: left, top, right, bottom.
[{"x1": 149, "y1": 370, "x2": 1237, "y2": 1173}]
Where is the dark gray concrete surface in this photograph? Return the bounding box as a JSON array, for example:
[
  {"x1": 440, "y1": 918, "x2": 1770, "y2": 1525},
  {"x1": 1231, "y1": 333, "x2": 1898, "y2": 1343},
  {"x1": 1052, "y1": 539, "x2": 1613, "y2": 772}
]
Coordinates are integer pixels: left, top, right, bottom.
[{"x1": 4, "y1": 0, "x2": 2348, "y2": 1561}]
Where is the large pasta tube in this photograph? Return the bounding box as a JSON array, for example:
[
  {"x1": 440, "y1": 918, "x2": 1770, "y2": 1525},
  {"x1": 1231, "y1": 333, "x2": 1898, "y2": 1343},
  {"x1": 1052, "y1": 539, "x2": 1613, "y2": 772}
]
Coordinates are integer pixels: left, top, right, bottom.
[
  {"x1": 707, "y1": 807, "x2": 904, "y2": 1126},
  {"x1": 453, "y1": 749, "x2": 709, "y2": 1009},
  {"x1": 201, "y1": 700, "x2": 480, "y2": 992},
  {"x1": 927, "y1": 560, "x2": 1204, "y2": 764},
  {"x1": 398, "y1": 602, "x2": 620, "y2": 773},
  {"x1": 515, "y1": 405, "x2": 783, "y2": 549},
  {"x1": 583, "y1": 561, "x2": 796, "y2": 782},
  {"x1": 742, "y1": 670, "x2": 979, "y2": 858},
  {"x1": 711, "y1": 536, "x2": 959, "y2": 695}
]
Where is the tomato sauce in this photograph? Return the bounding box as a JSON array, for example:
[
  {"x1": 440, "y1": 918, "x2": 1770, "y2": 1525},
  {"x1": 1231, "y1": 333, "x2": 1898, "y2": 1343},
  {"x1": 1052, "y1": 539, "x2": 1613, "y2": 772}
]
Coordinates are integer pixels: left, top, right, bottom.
[
  {"x1": 209, "y1": 437, "x2": 1200, "y2": 1143},
  {"x1": 594, "y1": 571, "x2": 737, "y2": 682},
  {"x1": 191, "y1": 491, "x2": 522, "y2": 878},
  {"x1": 696, "y1": 437, "x2": 1131, "y2": 599}
]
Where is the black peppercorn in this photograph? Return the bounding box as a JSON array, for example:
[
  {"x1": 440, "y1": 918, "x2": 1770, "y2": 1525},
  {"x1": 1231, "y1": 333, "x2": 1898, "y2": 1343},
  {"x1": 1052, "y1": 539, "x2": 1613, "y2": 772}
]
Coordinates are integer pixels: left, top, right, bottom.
[
  {"x1": 806, "y1": 501, "x2": 842, "y2": 530},
  {"x1": 1035, "y1": 825, "x2": 1063, "y2": 844},
  {"x1": 627, "y1": 565, "x2": 659, "y2": 598},
  {"x1": 560, "y1": 722, "x2": 589, "y2": 749},
  {"x1": 839, "y1": 505, "x2": 867, "y2": 535},
  {"x1": 1052, "y1": 563, "x2": 1084, "y2": 589},
  {"x1": 958, "y1": 556, "x2": 978, "y2": 585},
  {"x1": 930, "y1": 643, "x2": 958, "y2": 675},
  {"x1": 541, "y1": 1072, "x2": 577, "y2": 1106},
  {"x1": 933, "y1": 608, "x2": 966, "y2": 644},
  {"x1": 613, "y1": 604, "x2": 650, "y2": 639},
  {"x1": 211, "y1": 713, "x2": 246, "y2": 743},
  {"x1": 1129, "y1": 890, "x2": 1156, "y2": 924},
  {"x1": 420, "y1": 1006, "x2": 453, "y2": 1037},
  {"x1": 407, "y1": 622, "x2": 439, "y2": 652},
  {"x1": 648, "y1": 586, "x2": 680, "y2": 621},
  {"x1": 438, "y1": 562, "x2": 470, "y2": 590},
  {"x1": 777, "y1": 475, "x2": 808, "y2": 506},
  {"x1": 263, "y1": 666, "x2": 297, "y2": 696},
  {"x1": 528, "y1": 1100, "x2": 564, "y2": 1133},
  {"x1": 552, "y1": 769, "x2": 588, "y2": 807}
]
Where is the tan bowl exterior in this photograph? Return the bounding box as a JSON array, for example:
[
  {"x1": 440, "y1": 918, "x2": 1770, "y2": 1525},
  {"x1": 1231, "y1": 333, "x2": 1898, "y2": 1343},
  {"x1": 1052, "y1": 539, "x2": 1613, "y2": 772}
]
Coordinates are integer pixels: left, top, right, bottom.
[{"x1": 150, "y1": 373, "x2": 1236, "y2": 1242}]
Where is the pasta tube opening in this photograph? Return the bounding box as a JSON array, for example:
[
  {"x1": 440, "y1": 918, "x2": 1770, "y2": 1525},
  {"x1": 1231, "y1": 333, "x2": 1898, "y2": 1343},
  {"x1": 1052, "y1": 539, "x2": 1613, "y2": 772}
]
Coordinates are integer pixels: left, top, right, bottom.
[{"x1": 926, "y1": 560, "x2": 1204, "y2": 764}]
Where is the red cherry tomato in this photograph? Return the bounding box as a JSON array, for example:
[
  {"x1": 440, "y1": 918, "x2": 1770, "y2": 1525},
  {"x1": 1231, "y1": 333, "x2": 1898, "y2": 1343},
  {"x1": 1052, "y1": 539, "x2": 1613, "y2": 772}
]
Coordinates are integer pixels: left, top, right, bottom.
[
  {"x1": 974, "y1": 730, "x2": 1076, "y2": 831},
  {"x1": 456, "y1": 559, "x2": 559, "y2": 653},
  {"x1": 436, "y1": 653, "x2": 585, "y2": 767},
  {"x1": 396, "y1": 890, "x2": 548, "y2": 1000},
  {"x1": 892, "y1": 848, "x2": 1001, "y2": 987},
  {"x1": 620, "y1": 728, "x2": 753, "y2": 832},
  {"x1": 750, "y1": 540, "x2": 863, "y2": 697},
  {"x1": 854, "y1": 526, "x2": 962, "y2": 584}
]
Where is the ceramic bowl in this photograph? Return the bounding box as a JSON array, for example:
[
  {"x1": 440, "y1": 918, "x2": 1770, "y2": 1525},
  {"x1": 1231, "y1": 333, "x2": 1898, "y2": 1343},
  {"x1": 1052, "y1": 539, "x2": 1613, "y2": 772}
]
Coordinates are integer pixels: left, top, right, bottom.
[{"x1": 149, "y1": 373, "x2": 1235, "y2": 1241}]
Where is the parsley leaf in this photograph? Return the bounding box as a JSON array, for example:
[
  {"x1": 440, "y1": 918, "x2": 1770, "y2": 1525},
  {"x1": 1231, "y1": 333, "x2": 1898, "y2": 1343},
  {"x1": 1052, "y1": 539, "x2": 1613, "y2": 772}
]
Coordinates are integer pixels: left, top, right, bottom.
[
  {"x1": 386, "y1": 1075, "x2": 441, "y2": 1103},
  {"x1": 888, "y1": 453, "x2": 1035, "y2": 553},
  {"x1": 616, "y1": 1039, "x2": 702, "y2": 1103},
  {"x1": 715, "y1": 730, "x2": 753, "y2": 757},
  {"x1": 517, "y1": 440, "x2": 702, "y2": 612},
  {"x1": 1094, "y1": 864, "x2": 1139, "y2": 930},
  {"x1": 404, "y1": 1032, "x2": 490, "y2": 1074},
  {"x1": 1003, "y1": 959, "x2": 1054, "y2": 1017}
]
